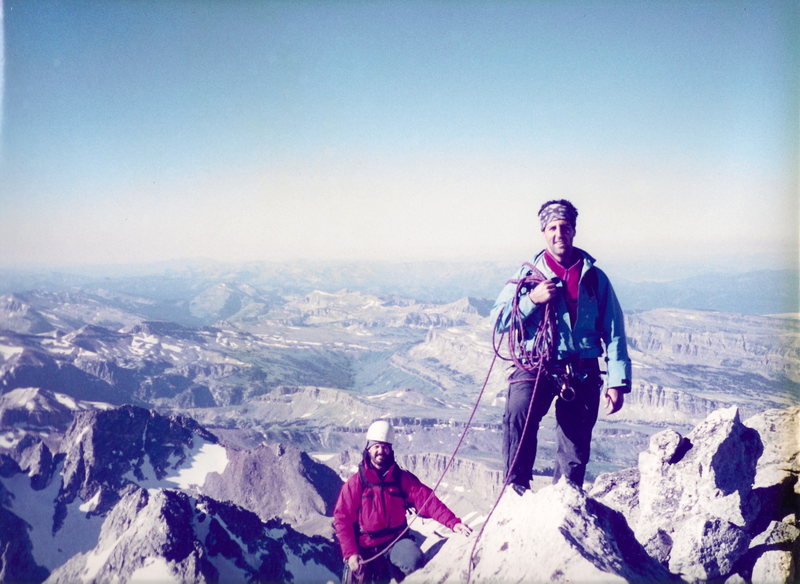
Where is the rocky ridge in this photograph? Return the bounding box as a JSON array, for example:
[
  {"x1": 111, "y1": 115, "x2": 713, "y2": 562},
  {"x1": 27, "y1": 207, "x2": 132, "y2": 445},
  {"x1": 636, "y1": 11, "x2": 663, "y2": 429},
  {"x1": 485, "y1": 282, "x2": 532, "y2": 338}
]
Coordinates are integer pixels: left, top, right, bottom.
[
  {"x1": 202, "y1": 443, "x2": 343, "y2": 537},
  {"x1": 408, "y1": 405, "x2": 799, "y2": 584},
  {"x1": 625, "y1": 309, "x2": 800, "y2": 384},
  {"x1": 43, "y1": 488, "x2": 339, "y2": 584}
]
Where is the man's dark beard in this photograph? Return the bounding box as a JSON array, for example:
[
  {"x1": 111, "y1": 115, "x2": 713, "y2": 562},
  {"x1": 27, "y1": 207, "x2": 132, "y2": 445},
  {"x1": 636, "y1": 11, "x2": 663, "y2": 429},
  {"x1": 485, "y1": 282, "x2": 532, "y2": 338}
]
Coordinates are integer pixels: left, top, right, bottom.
[{"x1": 363, "y1": 448, "x2": 395, "y2": 472}]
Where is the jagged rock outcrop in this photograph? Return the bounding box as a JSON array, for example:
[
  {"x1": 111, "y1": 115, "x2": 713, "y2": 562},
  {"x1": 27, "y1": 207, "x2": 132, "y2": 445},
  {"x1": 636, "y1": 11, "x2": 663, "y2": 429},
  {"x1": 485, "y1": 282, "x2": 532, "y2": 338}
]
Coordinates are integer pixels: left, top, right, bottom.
[
  {"x1": 591, "y1": 406, "x2": 799, "y2": 583},
  {"x1": 0, "y1": 345, "x2": 126, "y2": 405},
  {"x1": 634, "y1": 408, "x2": 760, "y2": 578},
  {"x1": 0, "y1": 457, "x2": 49, "y2": 582},
  {"x1": 0, "y1": 387, "x2": 104, "y2": 431},
  {"x1": 0, "y1": 294, "x2": 53, "y2": 334},
  {"x1": 0, "y1": 403, "x2": 352, "y2": 583},
  {"x1": 0, "y1": 505, "x2": 49, "y2": 583},
  {"x1": 746, "y1": 407, "x2": 800, "y2": 491},
  {"x1": 57, "y1": 405, "x2": 222, "y2": 519},
  {"x1": 407, "y1": 479, "x2": 678, "y2": 583},
  {"x1": 44, "y1": 486, "x2": 340, "y2": 584},
  {"x1": 409, "y1": 406, "x2": 798, "y2": 584},
  {"x1": 15, "y1": 439, "x2": 58, "y2": 490},
  {"x1": 39, "y1": 406, "x2": 225, "y2": 533},
  {"x1": 747, "y1": 520, "x2": 800, "y2": 584}
]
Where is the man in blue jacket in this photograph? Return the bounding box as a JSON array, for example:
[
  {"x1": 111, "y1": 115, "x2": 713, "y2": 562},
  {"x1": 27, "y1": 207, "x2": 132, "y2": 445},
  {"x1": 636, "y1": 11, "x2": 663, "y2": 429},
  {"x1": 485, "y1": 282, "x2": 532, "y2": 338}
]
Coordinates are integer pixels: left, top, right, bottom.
[{"x1": 491, "y1": 199, "x2": 631, "y2": 493}]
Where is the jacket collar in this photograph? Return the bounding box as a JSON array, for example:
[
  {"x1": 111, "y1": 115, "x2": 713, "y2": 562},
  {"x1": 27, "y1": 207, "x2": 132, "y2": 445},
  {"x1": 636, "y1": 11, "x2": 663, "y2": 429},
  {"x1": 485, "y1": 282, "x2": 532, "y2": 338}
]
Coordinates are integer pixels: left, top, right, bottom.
[
  {"x1": 534, "y1": 247, "x2": 595, "y2": 278},
  {"x1": 362, "y1": 459, "x2": 397, "y2": 482}
]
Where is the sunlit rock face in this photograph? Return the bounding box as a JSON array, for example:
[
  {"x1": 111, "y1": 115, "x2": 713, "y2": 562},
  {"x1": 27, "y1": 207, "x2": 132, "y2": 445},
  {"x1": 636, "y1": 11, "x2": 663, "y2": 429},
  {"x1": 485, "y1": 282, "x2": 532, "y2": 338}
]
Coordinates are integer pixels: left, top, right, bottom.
[{"x1": 407, "y1": 406, "x2": 798, "y2": 584}]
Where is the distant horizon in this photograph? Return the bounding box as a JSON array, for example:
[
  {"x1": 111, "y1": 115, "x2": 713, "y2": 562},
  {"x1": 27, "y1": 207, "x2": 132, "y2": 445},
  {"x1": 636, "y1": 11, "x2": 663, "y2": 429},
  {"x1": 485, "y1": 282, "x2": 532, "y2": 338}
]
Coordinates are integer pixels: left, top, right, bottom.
[{"x1": 0, "y1": 250, "x2": 797, "y2": 284}]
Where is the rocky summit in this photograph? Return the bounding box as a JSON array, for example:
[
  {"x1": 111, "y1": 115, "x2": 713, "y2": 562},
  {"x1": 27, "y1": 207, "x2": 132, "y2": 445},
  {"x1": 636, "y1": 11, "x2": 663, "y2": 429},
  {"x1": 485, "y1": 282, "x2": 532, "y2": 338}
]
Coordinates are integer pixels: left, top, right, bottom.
[{"x1": 406, "y1": 405, "x2": 798, "y2": 584}]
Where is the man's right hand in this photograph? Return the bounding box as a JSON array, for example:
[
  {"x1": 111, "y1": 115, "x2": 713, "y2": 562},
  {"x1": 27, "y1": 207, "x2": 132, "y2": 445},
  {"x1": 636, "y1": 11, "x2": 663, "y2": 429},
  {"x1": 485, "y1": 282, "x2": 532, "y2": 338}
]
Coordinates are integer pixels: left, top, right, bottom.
[
  {"x1": 347, "y1": 554, "x2": 362, "y2": 573},
  {"x1": 529, "y1": 279, "x2": 558, "y2": 305}
]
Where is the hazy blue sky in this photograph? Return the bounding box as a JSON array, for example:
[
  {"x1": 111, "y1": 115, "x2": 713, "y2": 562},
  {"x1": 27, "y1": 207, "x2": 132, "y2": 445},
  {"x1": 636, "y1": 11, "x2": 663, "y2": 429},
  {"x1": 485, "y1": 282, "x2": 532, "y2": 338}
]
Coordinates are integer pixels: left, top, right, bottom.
[{"x1": 1, "y1": 0, "x2": 797, "y2": 272}]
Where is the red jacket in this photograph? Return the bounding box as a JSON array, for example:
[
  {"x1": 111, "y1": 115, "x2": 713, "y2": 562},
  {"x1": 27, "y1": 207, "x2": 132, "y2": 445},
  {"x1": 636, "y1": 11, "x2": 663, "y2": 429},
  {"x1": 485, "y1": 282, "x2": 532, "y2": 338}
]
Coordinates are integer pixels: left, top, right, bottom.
[{"x1": 333, "y1": 460, "x2": 461, "y2": 559}]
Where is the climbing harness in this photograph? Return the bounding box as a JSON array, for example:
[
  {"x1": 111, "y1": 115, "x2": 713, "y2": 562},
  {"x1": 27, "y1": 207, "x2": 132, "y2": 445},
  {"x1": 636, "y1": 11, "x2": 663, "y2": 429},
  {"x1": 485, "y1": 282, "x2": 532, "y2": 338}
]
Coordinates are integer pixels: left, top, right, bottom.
[{"x1": 352, "y1": 261, "x2": 559, "y2": 583}]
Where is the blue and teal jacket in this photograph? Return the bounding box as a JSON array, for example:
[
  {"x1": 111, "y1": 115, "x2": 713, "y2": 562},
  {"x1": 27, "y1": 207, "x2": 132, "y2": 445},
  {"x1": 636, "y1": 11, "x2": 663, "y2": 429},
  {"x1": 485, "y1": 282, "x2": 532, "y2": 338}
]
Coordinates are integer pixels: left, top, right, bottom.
[{"x1": 490, "y1": 248, "x2": 632, "y2": 391}]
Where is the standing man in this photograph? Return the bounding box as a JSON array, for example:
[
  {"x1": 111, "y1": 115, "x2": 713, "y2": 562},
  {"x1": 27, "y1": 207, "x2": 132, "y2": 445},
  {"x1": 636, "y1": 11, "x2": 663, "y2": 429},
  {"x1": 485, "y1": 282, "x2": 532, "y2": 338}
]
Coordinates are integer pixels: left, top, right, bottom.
[
  {"x1": 333, "y1": 420, "x2": 471, "y2": 584},
  {"x1": 491, "y1": 199, "x2": 631, "y2": 493}
]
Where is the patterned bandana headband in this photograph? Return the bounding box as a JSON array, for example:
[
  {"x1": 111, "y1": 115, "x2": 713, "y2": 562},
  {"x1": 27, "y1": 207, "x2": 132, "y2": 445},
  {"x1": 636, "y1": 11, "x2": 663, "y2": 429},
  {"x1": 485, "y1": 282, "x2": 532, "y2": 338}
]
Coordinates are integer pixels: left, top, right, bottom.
[{"x1": 538, "y1": 203, "x2": 577, "y2": 231}]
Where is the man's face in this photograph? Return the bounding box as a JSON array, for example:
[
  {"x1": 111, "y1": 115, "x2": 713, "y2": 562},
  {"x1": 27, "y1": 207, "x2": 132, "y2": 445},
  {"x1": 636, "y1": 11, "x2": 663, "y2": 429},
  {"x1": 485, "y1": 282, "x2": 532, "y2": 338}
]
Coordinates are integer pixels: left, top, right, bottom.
[
  {"x1": 367, "y1": 442, "x2": 392, "y2": 470},
  {"x1": 542, "y1": 219, "x2": 576, "y2": 263}
]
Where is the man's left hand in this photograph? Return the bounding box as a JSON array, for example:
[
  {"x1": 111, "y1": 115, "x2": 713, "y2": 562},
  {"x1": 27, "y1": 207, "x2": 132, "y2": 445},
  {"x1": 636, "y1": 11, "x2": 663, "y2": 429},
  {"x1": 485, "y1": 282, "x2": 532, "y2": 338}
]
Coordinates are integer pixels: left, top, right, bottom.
[
  {"x1": 604, "y1": 387, "x2": 625, "y2": 415},
  {"x1": 453, "y1": 522, "x2": 472, "y2": 537}
]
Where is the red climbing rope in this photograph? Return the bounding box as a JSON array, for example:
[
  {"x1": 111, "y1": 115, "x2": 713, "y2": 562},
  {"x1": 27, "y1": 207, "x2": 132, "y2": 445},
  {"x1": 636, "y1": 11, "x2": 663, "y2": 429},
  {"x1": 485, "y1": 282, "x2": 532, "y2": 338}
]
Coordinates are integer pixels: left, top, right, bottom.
[{"x1": 356, "y1": 262, "x2": 558, "y2": 583}]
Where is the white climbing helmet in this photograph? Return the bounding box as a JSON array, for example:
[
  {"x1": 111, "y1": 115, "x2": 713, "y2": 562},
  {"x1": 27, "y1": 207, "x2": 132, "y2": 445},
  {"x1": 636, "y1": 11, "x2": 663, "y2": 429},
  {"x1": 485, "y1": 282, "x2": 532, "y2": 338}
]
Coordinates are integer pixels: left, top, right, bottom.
[{"x1": 365, "y1": 420, "x2": 394, "y2": 445}]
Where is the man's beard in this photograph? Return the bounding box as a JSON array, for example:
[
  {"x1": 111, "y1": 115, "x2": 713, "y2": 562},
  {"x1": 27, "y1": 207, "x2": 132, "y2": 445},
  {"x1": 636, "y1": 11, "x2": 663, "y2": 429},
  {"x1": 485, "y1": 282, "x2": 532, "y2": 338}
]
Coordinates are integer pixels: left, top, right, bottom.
[{"x1": 365, "y1": 449, "x2": 395, "y2": 471}]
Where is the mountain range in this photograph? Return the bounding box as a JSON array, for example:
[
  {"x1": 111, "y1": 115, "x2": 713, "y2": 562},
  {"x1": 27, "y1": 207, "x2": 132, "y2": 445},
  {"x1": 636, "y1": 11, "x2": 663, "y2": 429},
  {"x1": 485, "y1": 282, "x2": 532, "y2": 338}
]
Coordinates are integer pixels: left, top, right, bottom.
[{"x1": 1, "y1": 260, "x2": 797, "y2": 316}]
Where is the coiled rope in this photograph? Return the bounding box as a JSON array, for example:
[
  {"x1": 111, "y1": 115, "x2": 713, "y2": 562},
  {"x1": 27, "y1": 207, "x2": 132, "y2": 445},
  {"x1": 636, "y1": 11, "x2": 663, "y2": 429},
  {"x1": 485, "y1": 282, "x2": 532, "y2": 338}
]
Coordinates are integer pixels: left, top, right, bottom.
[
  {"x1": 496, "y1": 263, "x2": 558, "y2": 375},
  {"x1": 353, "y1": 262, "x2": 557, "y2": 583}
]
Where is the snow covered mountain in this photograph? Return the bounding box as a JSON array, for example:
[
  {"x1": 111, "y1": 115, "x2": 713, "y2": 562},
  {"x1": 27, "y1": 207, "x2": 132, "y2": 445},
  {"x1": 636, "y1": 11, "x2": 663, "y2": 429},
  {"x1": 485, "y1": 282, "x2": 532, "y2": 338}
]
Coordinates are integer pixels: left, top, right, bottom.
[
  {"x1": 0, "y1": 403, "x2": 341, "y2": 583},
  {"x1": 3, "y1": 396, "x2": 795, "y2": 583}
]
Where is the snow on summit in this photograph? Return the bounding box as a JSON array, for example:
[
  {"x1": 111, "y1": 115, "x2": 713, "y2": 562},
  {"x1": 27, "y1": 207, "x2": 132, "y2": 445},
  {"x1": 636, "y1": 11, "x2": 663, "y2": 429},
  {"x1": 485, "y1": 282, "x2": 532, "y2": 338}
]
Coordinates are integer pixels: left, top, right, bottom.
[
  {"x1": 166, "y1": 441, "x2": 228, "y2": 490},
  {"x1": 132, "y1": 439, "x2": 228, "y2": 491}
]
